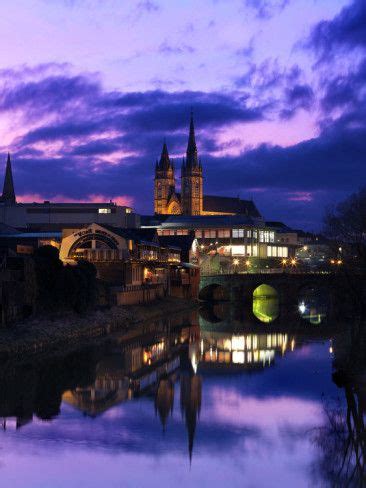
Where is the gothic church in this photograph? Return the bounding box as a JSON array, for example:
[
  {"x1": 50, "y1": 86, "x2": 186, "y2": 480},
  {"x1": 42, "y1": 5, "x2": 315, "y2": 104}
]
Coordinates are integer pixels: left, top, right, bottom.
[{"x1": 154, "y1": 114, "x2": 261, "y2": 218}]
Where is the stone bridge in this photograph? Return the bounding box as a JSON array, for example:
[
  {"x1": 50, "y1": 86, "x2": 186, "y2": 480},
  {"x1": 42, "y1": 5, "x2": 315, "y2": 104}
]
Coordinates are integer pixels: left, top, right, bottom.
[{"x1": 199, "y1": 272, "x2": 339, "y2": 321}]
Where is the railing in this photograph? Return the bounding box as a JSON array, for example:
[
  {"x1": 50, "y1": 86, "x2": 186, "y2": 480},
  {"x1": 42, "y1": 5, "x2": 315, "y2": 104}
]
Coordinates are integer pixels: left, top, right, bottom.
[{"x1": 201, "y1": 269, "x2": 332, "y2": 277}]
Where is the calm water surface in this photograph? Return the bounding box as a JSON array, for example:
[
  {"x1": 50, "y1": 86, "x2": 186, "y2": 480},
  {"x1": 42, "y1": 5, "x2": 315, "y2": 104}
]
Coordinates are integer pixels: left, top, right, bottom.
[{"x1": 0, "y1": 301, "x2": 364, "y2": 488}]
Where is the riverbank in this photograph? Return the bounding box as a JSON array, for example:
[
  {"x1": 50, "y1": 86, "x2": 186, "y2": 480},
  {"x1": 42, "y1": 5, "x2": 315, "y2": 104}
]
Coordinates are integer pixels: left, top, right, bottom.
[{"x1": 0, "y1": 297, "x2": 199, "y2": 363}]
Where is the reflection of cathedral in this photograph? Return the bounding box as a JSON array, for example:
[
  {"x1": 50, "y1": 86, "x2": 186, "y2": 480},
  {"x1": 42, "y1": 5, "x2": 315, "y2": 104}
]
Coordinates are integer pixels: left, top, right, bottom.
[
  {"x1": 154, "y1": 114, "x2": 261, "y2": 217},
  {"x1": 180, "y1": 374, "x2": 202, "y2": 461}
]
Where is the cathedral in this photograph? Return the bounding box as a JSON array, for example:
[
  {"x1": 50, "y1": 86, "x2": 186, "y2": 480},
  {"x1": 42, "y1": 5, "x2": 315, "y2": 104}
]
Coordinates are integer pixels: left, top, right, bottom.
[{"x1": 154, "y1": 114, "x2": 261, "y2": 218}]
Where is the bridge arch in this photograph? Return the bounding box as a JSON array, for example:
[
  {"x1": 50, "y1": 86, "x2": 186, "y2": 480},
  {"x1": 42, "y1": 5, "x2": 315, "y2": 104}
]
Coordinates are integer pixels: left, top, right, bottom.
[
  {"x1": 252, "y1": 284, "x2": 279, "y2": 323},
  {"x1": 199, "y1": 283, "x2": 230, "y2": 302}
]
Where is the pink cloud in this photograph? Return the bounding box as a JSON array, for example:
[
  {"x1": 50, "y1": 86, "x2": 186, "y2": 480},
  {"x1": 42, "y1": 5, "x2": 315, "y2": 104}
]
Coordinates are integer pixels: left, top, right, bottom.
[
  {"x1": 17, "y1": 193, "x2": 134, "y2": 207},
  {"x1": 287, "y1": 191, "x2": 313, "y2": 202}
]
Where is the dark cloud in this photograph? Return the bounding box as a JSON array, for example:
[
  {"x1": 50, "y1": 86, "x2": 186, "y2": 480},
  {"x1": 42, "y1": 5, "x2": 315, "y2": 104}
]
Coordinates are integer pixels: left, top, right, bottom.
[
  {"x1": 308, "y1": 0, "x2": 366, "y2": 57},
  {"x1": 280, "y1": 83, "x2": 314, "y2": 119},
  {"x1": 320, "y1": 58, "x2": 366, "y2": 114},
  {"x1": 245, "y1": 0, "x2": 290, "y2": 20},
  {"x1": 0, "y1": 60, "x2": 364, "y2": 230}
]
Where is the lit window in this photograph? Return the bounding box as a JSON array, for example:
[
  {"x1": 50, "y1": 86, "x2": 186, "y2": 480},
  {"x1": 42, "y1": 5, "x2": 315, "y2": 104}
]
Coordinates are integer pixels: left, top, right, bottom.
[
  {"x1": 126, "y1": 208, "x2": 132, "y2": 214},
  {"x1": 98, "y1": 208, "x2": 111, "y2": 214},
  {"x1": 233, "y1": 229, "x2": 244, "y2": 238}
]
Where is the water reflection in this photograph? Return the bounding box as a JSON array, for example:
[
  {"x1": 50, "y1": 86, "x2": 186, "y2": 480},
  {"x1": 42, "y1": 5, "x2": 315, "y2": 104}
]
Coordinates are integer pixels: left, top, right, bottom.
[
  {"x1": 0, "y1": 307, "x2": 364, "y2": 488},
  {"x1": 298, "y1": 287, "x2": 328, "y2": 325},
  {"x1": 253, "y1": 284, "x2": 279, "y2": 323}
]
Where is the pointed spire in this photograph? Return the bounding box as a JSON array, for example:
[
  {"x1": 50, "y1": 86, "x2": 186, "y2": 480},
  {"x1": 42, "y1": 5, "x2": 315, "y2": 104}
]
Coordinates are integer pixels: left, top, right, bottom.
[
  {"x1": 1, "y1": 153, "x2": 16, "y2": 204},
  {"x1": 186, "y1": 111, "x2": 198, "y2": 169},
  {"x1": 159, "y1": 141, "x2": 172, "y2": 171}
]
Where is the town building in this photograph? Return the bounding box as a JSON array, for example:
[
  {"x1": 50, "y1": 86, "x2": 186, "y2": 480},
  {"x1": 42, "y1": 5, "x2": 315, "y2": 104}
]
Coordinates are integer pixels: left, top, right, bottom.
[
  {"x1": 0, "y1": 154, "x2": 139, "y2": 231},
  {"x1": 142, "y1": 214, "x2": 299, "y2": 273},
  {"x1": 154, "y1": 114, "x2": 262, "y2": 218},
  {"x1": 59, "y1": 223, "x2": 199, "y2": 304}
]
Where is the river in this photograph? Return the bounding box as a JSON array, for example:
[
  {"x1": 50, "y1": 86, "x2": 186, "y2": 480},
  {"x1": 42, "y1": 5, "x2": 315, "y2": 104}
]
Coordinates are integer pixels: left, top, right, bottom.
[{"x1": 0, "y1": 297, "x2": 364, "y2": 487}]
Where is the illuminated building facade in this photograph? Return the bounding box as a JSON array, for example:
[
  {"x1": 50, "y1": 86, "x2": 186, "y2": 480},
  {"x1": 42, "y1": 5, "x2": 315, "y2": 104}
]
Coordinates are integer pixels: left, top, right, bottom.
[
  {"x1": 59, "y1": 223, "x2": 199, "y2": 303},
  {"x1": 143, "y1": 214, "x2": 298, "y2": 270}
]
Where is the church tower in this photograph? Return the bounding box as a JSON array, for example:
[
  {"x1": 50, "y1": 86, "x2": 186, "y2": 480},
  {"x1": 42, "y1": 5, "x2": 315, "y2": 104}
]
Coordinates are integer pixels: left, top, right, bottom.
[
  {"x1": 0, "y1": 153, "x2": 16, "y2": 204},
  {"x1": 154, "y1": 142, "x2": 176, "y2": 214},
  {"x1": 181, "y1": 114, "x2": 203, "y2": 215}
]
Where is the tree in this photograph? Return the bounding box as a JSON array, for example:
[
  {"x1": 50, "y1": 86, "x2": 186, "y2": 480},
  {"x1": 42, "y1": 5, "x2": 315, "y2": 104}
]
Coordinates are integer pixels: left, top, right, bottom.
[
  {"x1": 324, "y1": 187, "x2": 366, "y2": 318},
  {"x1": 33, "y1": 245, "x2": 63, "y2": 311},
  {"x1": 33, "y1": 246, "x2": 97, "y2": 314}
]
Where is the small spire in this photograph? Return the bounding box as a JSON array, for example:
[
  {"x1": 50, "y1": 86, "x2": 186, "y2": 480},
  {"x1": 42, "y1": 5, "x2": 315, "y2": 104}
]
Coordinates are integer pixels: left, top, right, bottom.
[{"x1": 1, "y1": 153, "x2": 16, "y2": 204}]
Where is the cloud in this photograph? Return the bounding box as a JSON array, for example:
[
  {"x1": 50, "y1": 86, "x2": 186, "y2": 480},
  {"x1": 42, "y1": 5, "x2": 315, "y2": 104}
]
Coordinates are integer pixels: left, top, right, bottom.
[
  {"x1": 158, "y1": 41, "x2": 195, "y2": 55},
  {"x1": 245, "y1": 0, "x2": 290, "y2": 20},
  {"x1": 0, "y1": 60, "x2": 364, "y2": 230},
  {"x1": 308, "y1": 0, "x2": 366, "y2": 57}
]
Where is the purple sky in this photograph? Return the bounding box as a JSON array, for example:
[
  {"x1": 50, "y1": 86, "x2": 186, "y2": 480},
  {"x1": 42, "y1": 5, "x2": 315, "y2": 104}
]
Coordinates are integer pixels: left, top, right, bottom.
[{"x1": 0, "y1": 0, "x2": 365, "y2": 229}]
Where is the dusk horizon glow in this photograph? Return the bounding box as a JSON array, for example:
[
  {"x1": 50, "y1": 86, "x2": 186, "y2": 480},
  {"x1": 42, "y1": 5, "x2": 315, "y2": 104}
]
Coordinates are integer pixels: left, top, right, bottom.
[{"x1": 1, "y1": 0, "x2": 365, "y2": 230}]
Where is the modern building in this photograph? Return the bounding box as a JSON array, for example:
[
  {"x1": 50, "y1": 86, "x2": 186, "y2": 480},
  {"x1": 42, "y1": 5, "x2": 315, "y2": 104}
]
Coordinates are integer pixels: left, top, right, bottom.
[
  {"x1": 154, "y1": 114, "x2": 262, "y2": 218},
  {"x1": 143, "y1": 215, "x2": 298, "y2": 273},
  {"x1": 0, "y1": 154, "x2": 139, "y2": 231}
]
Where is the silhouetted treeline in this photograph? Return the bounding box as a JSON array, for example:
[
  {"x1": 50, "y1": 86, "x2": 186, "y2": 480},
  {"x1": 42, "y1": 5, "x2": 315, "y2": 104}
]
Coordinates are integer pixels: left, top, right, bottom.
[
  {"x1": 33, "y1": 245, "x2": 97, "y2": 314},
  {"x1": 324, "y1": 187, "x2": 366, "y2": 320}
]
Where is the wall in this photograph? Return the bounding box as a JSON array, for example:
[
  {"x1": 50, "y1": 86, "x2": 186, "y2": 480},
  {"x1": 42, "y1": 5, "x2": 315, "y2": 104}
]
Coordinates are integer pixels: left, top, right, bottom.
[{"x1": 113, "y1": 284, "x2": 164, "y2": 305}]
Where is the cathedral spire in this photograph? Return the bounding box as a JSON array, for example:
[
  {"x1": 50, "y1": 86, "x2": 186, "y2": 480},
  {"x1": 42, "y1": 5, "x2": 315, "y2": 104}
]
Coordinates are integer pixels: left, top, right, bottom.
[
  {"x1": 186, "y1": 111, "x2": 198, "y2": 168},
  {"x1": 1, "y1": 153, "x2": 16, "y2": 204}
]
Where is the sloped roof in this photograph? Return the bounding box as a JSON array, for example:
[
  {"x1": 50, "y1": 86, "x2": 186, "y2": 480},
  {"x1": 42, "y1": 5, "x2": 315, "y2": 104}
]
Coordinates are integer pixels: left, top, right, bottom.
[
  {"x1": 159, "y1": 214, "x2": 263, "y2": 229},
  {"x1": 102, "y1": 225, "x2": 159, "y2": 246},
  {"x1": 159, "y1": 235, "x2": 196, "y2": 252},
  {"x1": 203, "y1": 195, "x2": 262, "y2": 218}
]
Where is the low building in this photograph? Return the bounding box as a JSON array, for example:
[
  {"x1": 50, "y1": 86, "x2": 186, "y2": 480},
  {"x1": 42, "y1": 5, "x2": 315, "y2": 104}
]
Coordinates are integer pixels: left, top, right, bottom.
[
  {"x1": 143, "y1": 214, "x2": 299, "y2": 273},
  {"x1": 0, "y1": 154, "x2": 139, "y2": 231}
]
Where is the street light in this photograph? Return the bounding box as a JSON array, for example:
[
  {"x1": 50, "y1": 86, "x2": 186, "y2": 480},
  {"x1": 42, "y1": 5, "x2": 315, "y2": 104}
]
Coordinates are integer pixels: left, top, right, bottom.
[
  {"x1": 233, "y1": 258, "x2": 239, "y2": 266},
  {"x1": 290, "y1": 258, "x2": 296, "y2": 266}
]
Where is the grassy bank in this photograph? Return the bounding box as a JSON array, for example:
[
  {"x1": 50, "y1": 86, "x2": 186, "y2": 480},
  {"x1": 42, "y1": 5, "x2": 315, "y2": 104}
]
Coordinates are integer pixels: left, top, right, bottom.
[{"x1": 0, "y1": 297, "x2": 198, "y2": 363}]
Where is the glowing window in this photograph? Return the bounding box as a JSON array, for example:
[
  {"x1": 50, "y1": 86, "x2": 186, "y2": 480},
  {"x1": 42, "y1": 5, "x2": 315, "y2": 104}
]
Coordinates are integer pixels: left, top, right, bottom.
[
  {"x1": 98, "y1": 208, "x2": 111, "y2": 214},
  {"x1": 232, "y1": 351, "x2": 245, "y2": 364}
]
